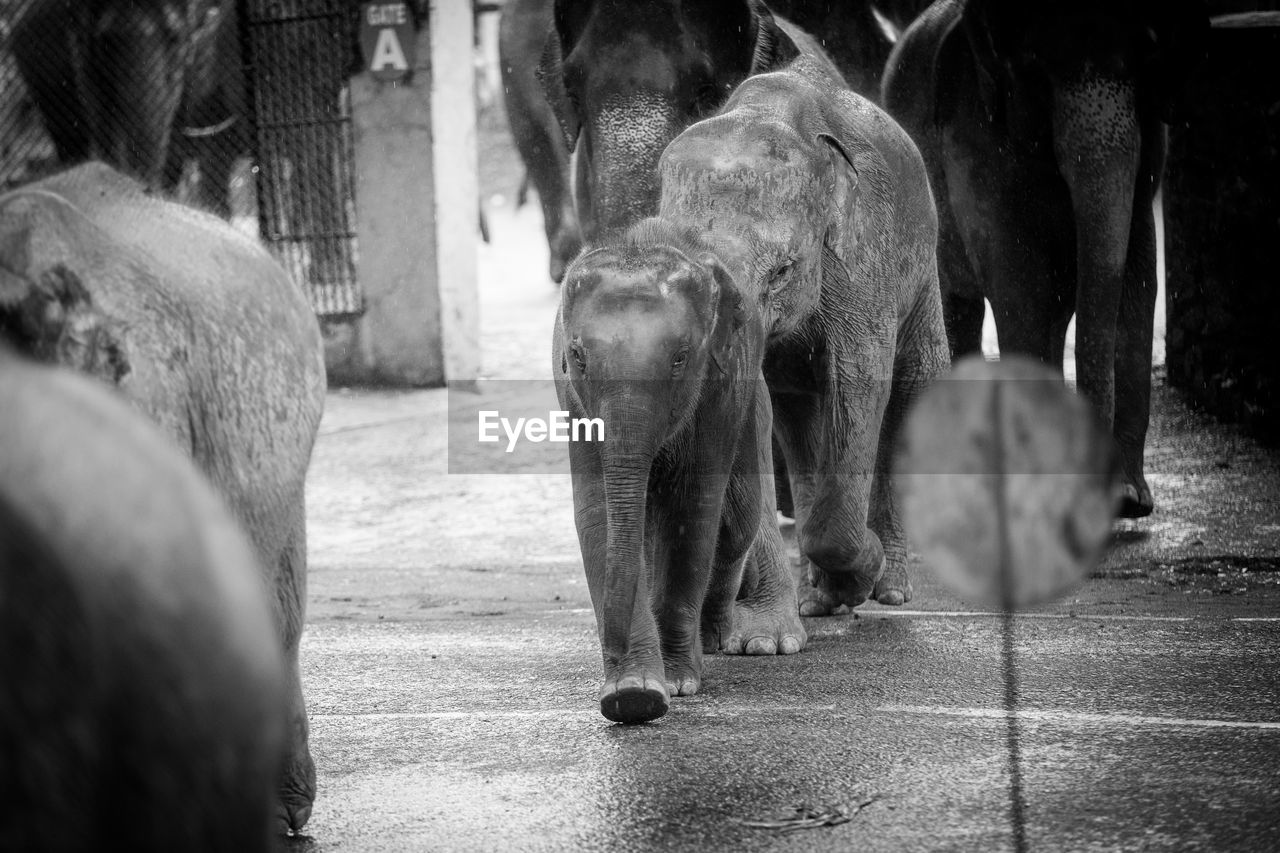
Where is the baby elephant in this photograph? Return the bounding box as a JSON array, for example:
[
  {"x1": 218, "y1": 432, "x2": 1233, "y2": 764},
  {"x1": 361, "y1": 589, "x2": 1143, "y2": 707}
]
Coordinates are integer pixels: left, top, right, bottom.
[
  {"x1": 0, "y1": 163, "x2": 326, "y2": 832},
  {"x1": 658, "y1": 55, "x2": 951, "y2": 614},
  {"x1": 554, "y1": 221, "x2": 805, "y2": 724},
  {"x1": 0, "y1": 346, "x2": 285, "y2": 851}
]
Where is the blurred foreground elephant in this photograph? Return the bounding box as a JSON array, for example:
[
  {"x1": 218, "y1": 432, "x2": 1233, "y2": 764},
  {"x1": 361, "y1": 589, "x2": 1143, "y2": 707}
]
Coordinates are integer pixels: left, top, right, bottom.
[
  {"x1": 0, "y1": 163, "x2": 326, "y2": 833},
  {"x1": 0, "y1": 346, "x2": 285, "y2": 852},
  {"x1": 883, "y1": 0, "x2": 1209, "y2": 517},
  {"x1": 657, "y1": 58, "x2": 950, "y2": 611},
  {"x1": 12, "y1": 0, "x2": 246, "y2": 215}
]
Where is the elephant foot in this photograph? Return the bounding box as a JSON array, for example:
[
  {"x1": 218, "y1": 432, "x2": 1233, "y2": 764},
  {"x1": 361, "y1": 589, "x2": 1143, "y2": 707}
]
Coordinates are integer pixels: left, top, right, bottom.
[
  {"x1": 599, "y1": 671, "x2": 669, "y2": 724},
  {"x1": 1118, "y1": 474, "x2": 1154, "y2": 519},
  {"x1": 275, "y1": 749, "x2": 316, "y2": 835},
  {"x1": 873, "y1": 560, "x2": 913, "y2": 606},
  {"x1": 798, "y1": 557, "x2": 883, "y2": 616},
  {"x1": 663, "y1": 668, "x2": 702, "y2": 698},
  {"x1": 722, "y1": 599, "x2": 806, "y2": 655}
]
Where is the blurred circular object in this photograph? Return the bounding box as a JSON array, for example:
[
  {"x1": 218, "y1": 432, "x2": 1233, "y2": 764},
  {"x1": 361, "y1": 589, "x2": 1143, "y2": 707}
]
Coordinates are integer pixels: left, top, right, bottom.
[{"x1": 895, "y1": 355, "x2": 1119, "y2": 608}]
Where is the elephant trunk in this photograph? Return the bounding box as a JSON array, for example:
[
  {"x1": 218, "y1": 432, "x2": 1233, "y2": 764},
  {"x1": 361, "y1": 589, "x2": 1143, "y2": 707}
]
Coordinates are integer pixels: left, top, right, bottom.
[
  {"x1": 585, "y1": 98, "x2": 677, "y2": 240},
  {"x1": 597, "y1": 389, "x2": 661, "y2": 667},
  {"x1": 83, "y1": 10, "x2": 185, "y2": 188},
  {"x1": 1051, "y1": 71, "x2": 1141, "y2": 428}
]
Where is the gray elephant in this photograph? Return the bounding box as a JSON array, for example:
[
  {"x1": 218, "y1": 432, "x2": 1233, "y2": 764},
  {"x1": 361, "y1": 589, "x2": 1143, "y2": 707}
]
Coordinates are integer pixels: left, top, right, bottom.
[
  {"x1": 537, "y1": 0, "x2": 845, "y2": 245},
  {"x1": 0, "y1": 163, "x2": 325, "y2": 833},
  {"x1": 12, "y1": 0, "x2": 246, "y2": 215},
  {"x1": 0, "y1": 345, "x2": 285, "y2": 852},
  {"x1": 500, "y1": 0, "x2": 582, "y2": 282},
  {"x1": 554, "y1": 221, "x2": 803, "y2": 724},
  {"x1": 657, "y1": 57, "x2": 950, "y2": 612},
  {"x1": 882, "y1": 0, "x2": 1209, "y2": 517}
]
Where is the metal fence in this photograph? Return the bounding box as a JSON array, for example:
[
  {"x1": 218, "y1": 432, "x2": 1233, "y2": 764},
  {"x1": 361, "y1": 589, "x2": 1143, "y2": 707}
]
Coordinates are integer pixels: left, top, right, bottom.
[
  {"x1": 244, "y1": 0, "x2": 361, "y2": 316},
  {"x1": 0, "y1": 0, "x2": 362, "y2": 317}
]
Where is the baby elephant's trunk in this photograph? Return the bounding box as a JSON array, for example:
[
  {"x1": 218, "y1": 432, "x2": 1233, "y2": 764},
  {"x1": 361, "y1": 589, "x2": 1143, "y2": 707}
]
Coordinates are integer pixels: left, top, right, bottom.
[{"x1": 596, "y1": 389, "x2": 661, "y2": 668}]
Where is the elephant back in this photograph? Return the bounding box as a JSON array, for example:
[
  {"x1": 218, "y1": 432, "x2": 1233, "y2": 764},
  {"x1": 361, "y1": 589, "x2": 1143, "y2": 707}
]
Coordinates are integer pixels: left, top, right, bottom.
[{"x1": 0, "y1": 163, "x2": 325, "y2": 567}]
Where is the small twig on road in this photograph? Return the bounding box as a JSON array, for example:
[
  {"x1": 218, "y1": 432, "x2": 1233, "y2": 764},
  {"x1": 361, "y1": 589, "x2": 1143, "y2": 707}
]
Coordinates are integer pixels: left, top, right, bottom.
[{"x1": 740, "y1": 797, "x2": 878, "y2": 832}]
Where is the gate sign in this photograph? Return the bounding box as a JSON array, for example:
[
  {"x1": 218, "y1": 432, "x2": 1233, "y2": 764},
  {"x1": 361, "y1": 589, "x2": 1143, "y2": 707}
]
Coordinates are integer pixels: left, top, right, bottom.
[{"x1": 360, "y1": 2, "x2": 416, "y2": 82}]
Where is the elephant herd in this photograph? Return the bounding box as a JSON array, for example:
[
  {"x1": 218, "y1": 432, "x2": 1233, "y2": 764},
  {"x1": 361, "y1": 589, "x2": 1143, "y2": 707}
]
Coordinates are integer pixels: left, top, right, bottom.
[
  {"x1": 0, "y1": 0, "x2": 1211, "y2": 849},
  {"x1": 513, "y1": 0, "x2": 1208, "y2": 720}
]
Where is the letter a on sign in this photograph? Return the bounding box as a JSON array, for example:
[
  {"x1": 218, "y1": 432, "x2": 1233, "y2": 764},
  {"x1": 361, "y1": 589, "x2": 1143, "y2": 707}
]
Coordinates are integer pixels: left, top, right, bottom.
[
  {"x1": 371, "y1": 29, "x2": 407, "y2": 72},
  {"x1": 359, "y1": 2, "x2": 416, "y2": 82}
]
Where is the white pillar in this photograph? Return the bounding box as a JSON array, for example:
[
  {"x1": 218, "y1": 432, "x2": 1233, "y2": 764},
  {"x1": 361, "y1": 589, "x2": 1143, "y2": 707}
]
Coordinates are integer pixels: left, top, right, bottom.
[{"x1": 430, "y1": 0, "x2": 481, "y2": 388}]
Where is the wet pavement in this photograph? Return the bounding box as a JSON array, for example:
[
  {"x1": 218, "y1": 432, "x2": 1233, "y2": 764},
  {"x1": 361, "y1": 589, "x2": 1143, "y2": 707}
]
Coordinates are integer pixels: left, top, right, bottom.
[{"x1": 290, "y1": 203, "x2": 1280, "y2": 851}]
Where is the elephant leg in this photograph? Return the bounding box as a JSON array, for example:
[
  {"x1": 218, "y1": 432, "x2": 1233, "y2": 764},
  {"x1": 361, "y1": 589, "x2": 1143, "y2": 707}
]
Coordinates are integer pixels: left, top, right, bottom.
[
  {"x1": 871, "y1": 297, "x2": 951, "y2": 606},
  {"x1": 773, "y1": 435, "x2": 794, "y2": 518},
  {"x1": 714, "y1": 388, "x2": 806, "y2": 655},
  {"x1": 770, "y1": 391, "x2": 822, "y2": 613},
  {"x1": 1113, "y1": 192, "x2": 1158, "y2": 518},
  {"x1": 944, "y1": 292, "x2": 986, "y2": 360},
  {"x1": 776, "y1": 385, "x2": 888, "y2": 616},
  {"x1": 652, "y1": 473, "x2": 732, "y2": 697},
  {"x1": 986, "y1": 227, "x2": 1061, "y2": 366},
  {"x1": 1049, "y1": 312, "x2": 1073, "y2": 376},
  {"x1": 274, "y1": 496, "x2": 316, "y2": 835},
  {"x1": 937, "y1": 188, "x2": 985, "y2": 359}
]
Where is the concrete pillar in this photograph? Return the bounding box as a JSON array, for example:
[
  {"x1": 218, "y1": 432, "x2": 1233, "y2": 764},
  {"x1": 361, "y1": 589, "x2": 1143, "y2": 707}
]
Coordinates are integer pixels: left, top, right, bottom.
[
  {"x1": 430, "y1": 0, "x2": 481, "y2": 390},
  {"x1": 324, "y1": 2, "x2": 479, "y2": 387}
]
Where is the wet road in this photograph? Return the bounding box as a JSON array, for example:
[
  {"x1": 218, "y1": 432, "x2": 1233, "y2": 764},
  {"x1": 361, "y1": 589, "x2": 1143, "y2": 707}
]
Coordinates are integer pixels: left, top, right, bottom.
[{"x1": 290, "y1": 203, "x2": 1280, "y2": 851}]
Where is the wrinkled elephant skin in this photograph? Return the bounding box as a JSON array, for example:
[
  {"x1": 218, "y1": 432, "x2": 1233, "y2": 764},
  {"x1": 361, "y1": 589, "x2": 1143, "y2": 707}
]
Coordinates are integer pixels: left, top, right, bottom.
[
  {"x1": 554, "y1": 224, "x2": 805, "y2": 723},
  {"x1": 0, "y1": 349, "x2": 285, "y2": 852},
  {"x1": 0, "y1": 163, "x2": 326, "y2": 833},
  {"x1": 657, "y1": 58, "x2": 951, "y2": 614},
  {"x1": 882, "y1": 0, "x2": 1210, "y2": 518},
  {"x1": 538, "y1": 0, "x2": 846, "y2": 244}
]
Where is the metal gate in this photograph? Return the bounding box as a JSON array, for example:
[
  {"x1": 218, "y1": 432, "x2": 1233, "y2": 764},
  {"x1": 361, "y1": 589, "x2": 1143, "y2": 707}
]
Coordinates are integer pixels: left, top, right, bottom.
[{"x1": 242, "y1": 0, "x2": 362, "y2": 316}]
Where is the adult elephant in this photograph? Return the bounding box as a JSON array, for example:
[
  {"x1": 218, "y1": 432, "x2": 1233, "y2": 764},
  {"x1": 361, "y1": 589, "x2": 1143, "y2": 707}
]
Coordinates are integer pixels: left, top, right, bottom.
[
  {"x1": 12, "y1": 0, "x2": 246, "y2": 215},
  {"x1": 537, "y1": 0, "x2": 844, "y2": 245},
  {"x1": 500, "y1": 0, "x2": 582, "y2": 283},
  {"x1": 0, "y1": 163, "x2": 326, "y2": 833},
  {"x1": 883, "y1": 0, "x2": 1208, "y2": 518}
]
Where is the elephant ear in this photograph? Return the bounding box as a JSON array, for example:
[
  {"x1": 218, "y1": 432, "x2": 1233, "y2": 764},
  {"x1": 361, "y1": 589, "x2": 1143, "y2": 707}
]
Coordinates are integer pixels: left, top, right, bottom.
[
  {"x1": 703, "y1": 254, "x2": 747, "y2": 374},
  {"x1": 814, "y1": 130, "x2": 860, "y2": 268},
  {"x1": 536, "y1": 2, "x2": 586, "y2": 152},
  {"x1": 748, "y1": 1, "x2": 801, "y2": 74},
  {"x1": 536, "y1": 30, "x2": 582, "y2": 151}
]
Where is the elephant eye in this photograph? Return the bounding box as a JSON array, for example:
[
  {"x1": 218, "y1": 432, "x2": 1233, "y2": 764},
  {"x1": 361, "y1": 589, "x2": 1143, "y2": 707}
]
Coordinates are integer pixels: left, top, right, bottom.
[
  {"x1": 569, "y1": 343, "x2": 587, "y2": 375},
  {"x1": 765, "y1": 260, "x2": 794, "y2": 298},
  {"x1": 671, "y1": 346, "x2": 690, "y2": 374}
]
